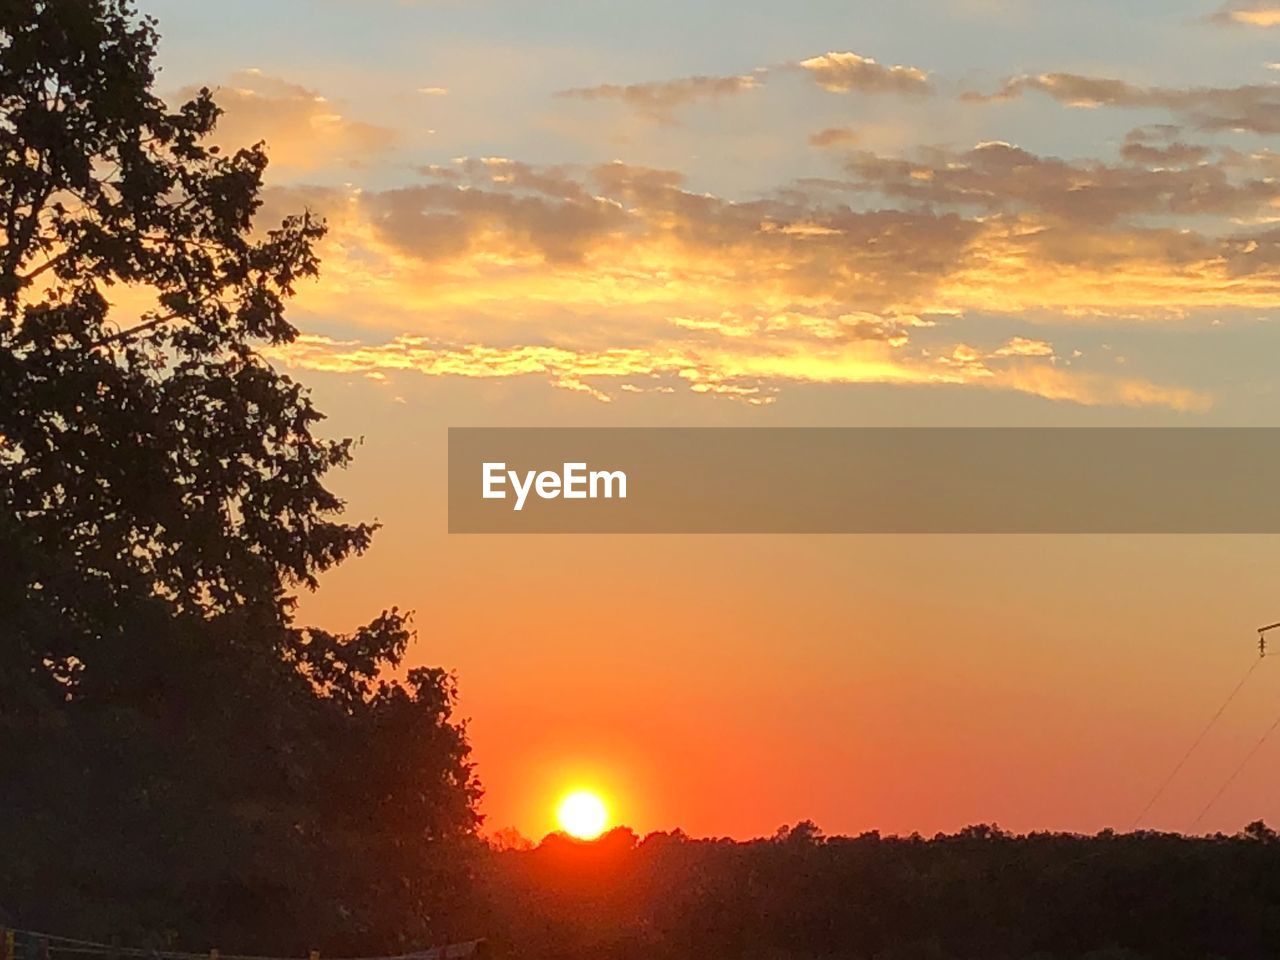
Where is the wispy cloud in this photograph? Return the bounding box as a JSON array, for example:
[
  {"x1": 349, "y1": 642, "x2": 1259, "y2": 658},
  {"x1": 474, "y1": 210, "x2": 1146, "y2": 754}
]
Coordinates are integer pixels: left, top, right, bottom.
[
  {"x1": 556, "y1": 73, "x2": 761, "y2": 121},
  {"x1": 266, "y1": 332, "x2": 1208, "y2": 411},
  {"x1": 181, "y1": 71, "x2": 397, "y2": 172},
  {"x1": 554, "y1": 49, "x2": 932, "y2": 121},
  {"x1": 1211, "y1": 1, "x2": 1280, "y2": 26},
  {"x1": 809, "y1": 126, "x2": 860, "y2": 147},
  {"x1": 962, "y1": 71, "x2": 1280, "y2": 134},
  {"x1": 843, "y1": 138, "x2": 1280, "y2": 222}
]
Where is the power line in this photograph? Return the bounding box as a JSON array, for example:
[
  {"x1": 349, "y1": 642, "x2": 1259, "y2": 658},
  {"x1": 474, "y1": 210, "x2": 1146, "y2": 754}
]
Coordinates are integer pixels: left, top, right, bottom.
[
  {"x1": 1129, "y1": 653, "x2": 1265, "y2": 830},
  {"x1": 1188, "y1": 697, "x2": 1280, "y2": 833}
]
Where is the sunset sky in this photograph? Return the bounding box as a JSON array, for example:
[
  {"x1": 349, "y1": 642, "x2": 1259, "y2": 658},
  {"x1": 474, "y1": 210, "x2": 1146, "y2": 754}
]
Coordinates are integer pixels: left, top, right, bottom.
[{"x1": 139, "y1": 0, "x2": 1280, "y2": 839}]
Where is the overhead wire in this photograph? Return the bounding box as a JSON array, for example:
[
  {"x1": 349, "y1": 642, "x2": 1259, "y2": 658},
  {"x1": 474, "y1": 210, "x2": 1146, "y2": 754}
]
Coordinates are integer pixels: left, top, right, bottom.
[
  {"x1": 1188, "y1": 697, "x2": 1280, "y2": 833},
  {"x1": 1129, "y1": 652, "x2": 1266, "y2": 830}
]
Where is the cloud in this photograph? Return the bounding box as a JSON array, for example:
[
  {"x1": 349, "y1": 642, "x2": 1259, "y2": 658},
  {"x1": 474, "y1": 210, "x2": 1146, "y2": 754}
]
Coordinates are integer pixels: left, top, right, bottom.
[
  {"x1": 842, "y1": 139, "x2": 1280, "y2": 223},
  {"x1": 556, "y1": 73, "x2": 761, "y2": 121},
  {"x1": 266, "y1": 332, "x2": 1208, "y2": 411},
  {"x1": 993, "y1": 337, "x2": 1055, "y2": 357},
  {"x1": 962, "y1": 71, "x2": 1280, "y2": 134},
  {"x1": 797, "y1": 52, "x2": 931, "y2": 94},
  {"x1": 1119, "y1": 127, "x2": 1212, "y2": 167},
  {"x1": 360, "y1": 158, "x2": 982, "y2": 311},
  {"x1": 270, "y1": 149, "x2": 1280, "y2": 333},
  {"x1": 554, "y1": 49, "x2": 930, "y2": 121},
  {"x1": 1211, "y1": 1, "x2": 1280, "y2": 26},
  {"x1": 182, "y1": 71, "x2": 397, "y2": 172},
  {"x1": 364, "y1": 172, "x2": 626, "y2": 265},
  {"x1": 243, "y1": 143, "x2": 1280, "y2": 410},
  {"x1": 809, "y1": 126, "x2": 860, "y2": 147},
  {"x1": 669, "y1": 310, "x2": 930, "y2": 345}
]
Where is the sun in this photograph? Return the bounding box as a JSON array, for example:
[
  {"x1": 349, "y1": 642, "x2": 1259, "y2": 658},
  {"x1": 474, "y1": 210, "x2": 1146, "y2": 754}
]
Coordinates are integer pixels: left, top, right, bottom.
[{"x1": 557, "y1": 789, "x2": 609, "y2": 840}]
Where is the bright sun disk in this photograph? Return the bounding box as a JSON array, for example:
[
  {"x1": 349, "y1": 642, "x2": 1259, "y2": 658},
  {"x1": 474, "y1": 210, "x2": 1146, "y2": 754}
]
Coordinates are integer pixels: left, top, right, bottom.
[{"x1": 557, "y1": 789, "x2": 608, "y2": 840}]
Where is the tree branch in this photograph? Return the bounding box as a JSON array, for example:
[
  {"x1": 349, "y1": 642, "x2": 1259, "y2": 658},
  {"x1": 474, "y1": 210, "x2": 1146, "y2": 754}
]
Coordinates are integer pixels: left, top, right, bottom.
[
  {"x1": 89, "y1": 311, "x2": 181, "y2": 349},
  {"x1": 18, "y1": 248, "x2": 73, "y2": 284}
]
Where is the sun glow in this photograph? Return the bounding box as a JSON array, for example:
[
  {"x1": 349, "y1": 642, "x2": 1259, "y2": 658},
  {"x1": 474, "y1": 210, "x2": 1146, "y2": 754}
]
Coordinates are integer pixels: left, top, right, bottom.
[{"x1": 557, "y1": 789, "x2": 609, "y2": 840}]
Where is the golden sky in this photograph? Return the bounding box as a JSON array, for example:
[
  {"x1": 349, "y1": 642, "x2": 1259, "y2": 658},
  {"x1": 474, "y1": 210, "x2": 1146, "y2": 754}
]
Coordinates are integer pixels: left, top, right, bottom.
[{"x1": 140, "y1": 0, "x2": 1280, "y2": 839}]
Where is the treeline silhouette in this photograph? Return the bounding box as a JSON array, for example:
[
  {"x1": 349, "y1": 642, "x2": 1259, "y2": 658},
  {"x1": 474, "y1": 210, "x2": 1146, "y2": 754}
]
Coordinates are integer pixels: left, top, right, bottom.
[
  {"x1": 472, "y1": 821, "x2": 1280, "y2": 960},
  {"x1": 0, "y1": 1, "x2": 477, "y2": 952}
]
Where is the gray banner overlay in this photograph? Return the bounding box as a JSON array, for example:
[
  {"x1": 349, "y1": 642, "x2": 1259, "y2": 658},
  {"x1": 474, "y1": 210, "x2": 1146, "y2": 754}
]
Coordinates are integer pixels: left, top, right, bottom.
[{"x1": 448, "y1": 428, "x2": 1280, "y2": 533}]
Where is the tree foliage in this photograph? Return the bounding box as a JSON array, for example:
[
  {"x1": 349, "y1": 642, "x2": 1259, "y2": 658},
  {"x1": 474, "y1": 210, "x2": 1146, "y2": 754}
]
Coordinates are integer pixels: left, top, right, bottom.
[
  {"x1": 0, "y1": 1, "x2": 480, "y2": 950},
  {"x1": 477, "y1": 822, "x2": 1280, "y2": 960}
]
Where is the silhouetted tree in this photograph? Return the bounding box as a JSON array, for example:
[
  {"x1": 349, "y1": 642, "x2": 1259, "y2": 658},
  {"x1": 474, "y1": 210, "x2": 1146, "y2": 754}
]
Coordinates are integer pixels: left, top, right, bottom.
[{"x1": 0, "y1": 1, "x2": 479, "y2": 950}]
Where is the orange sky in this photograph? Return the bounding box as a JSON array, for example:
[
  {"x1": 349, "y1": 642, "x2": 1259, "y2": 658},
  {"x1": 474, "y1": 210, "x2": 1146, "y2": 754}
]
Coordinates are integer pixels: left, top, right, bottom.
[
  {"x1": 136, "y1": 0, "x2": 1280, "y2": 840},
  {"x1": 291, "y1": 376, "x2": 1280, "y2": 840}
]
